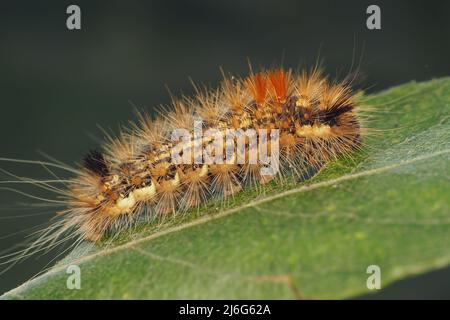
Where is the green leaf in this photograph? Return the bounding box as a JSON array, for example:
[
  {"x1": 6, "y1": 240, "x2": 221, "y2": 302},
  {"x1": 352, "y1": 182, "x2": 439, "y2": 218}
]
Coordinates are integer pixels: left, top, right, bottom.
[{"x1": 2, "y1": 78, "x2": 450, "y2": 299}]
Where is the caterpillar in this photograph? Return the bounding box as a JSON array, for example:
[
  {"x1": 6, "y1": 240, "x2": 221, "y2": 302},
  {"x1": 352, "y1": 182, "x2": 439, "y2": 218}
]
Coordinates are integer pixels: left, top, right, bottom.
[{"x1": 1, "y1": 67, "x2": 365, "y2": 260}]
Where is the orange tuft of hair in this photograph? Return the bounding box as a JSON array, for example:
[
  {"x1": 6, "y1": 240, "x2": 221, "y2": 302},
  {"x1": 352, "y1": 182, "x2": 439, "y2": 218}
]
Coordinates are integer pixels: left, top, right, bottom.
[
  {"x1": 268, "y1": 69, "x2": 289, "y2": 103},
  {"x1": 246, "y1": 73, "x2": 268, "y2": 105}
]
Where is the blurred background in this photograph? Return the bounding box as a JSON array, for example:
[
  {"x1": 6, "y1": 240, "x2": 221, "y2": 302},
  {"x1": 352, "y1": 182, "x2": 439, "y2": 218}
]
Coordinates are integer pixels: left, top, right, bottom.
[{"x1": 0, "y1": 0, "x2": 449, "y2": 296}]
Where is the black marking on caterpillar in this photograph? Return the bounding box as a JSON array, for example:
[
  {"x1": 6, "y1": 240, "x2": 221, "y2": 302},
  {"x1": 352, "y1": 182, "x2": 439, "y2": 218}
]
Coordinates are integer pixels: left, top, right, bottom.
[{"x1": 82, "y1": 150, "x2": 109, "y2": 177}]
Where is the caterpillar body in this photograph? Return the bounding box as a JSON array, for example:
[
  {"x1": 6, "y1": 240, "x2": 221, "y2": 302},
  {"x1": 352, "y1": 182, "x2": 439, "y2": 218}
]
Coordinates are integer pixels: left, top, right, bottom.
[{"x1": 4, "y1": 68, "x2": 365, "y2": 247}]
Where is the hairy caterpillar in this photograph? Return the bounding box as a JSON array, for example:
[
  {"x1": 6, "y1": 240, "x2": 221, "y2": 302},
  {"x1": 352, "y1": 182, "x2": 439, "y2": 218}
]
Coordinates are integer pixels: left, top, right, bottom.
[{"x1": 1, "y1": 67, "x2": 365, "y2": 262}]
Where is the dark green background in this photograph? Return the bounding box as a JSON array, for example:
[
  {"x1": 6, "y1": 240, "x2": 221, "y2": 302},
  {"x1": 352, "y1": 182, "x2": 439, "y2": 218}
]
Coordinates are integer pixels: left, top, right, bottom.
[{"x1": 0, "y1": 0, "x2": 449, "y2": 296}]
